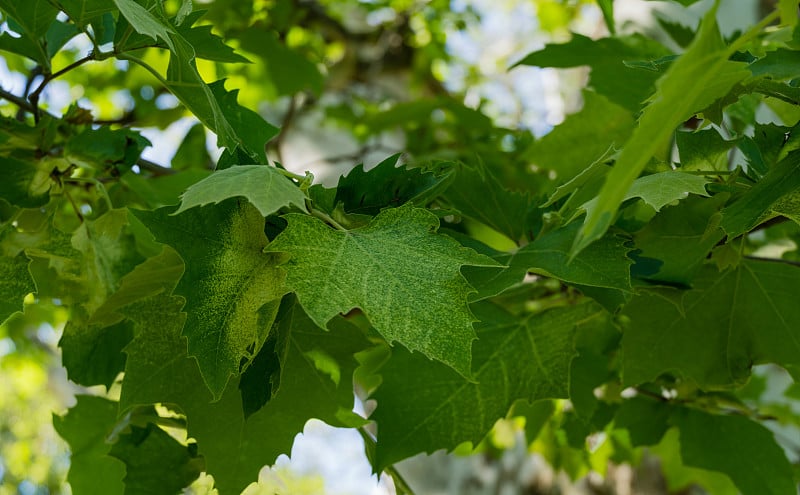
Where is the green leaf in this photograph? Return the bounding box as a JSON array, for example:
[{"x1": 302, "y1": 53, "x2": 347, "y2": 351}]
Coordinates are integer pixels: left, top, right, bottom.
[
  {"x1": 525, "y1": 91, "x2": 634, "y2": 183},
  {"x1": 60, "y1": 319, "x2": 134, "y2": 388},
  {"x1": 64, "y1": 126, "x2": 150, "y2": 170},
  {"x1": 268, "y1": 204, "x2": 498, "y2": 378},
  {"x1": 52, "y1": 396, "x2": 126, "y2": 495},
  {"x1": 676, "y1": 128, "x2": 732, "y2": 171},
  {"x1": 514, "y1": 34, "x2": 670, "y2": 111},
  {"x1": 175, "y1": 165, "x2": 306, "y2": 217},
  {"x1": 596, "y1": 0, "x2": 615, "y2": 34},
  {"x1": 132, "y1": 200, "x2": 286, "y2": 398},
  {"x1": 443, "y1": 161, "x2": 541, "y2": 242},
  {"x1": 112, "y1": 0, "x2": 173, "y2": 47},
  {"x1": 673, "y1": 407, "x2": 795, "y2": 495},
  {"x1": 0, "y1": 222, "x2": 36, "y2": 324},
  {"x1": 178, "y1": 15, "x2": 250, "y2": 63},
  {"x1": 574, "y1": 4, "x2": 750, "y2": 254},
  {"x1": 207, "y1": 80, "x2": 279, "y2": 163},
  {"x1": 109, "y1": 423, "x2": 204, "y2": 495},
  {"x1": 238, "y1": 28, "x2": 324, "y2": 96},
  {"x1": 504, "y1": 222, "x2": 633, "y2": 291},
  {"x1": 582, "y1": 170, "x2": 710, "y2": 215},
  {"x1": 631, "y1": 195, "x2": 725, "y2": 285},
  {"x1": 0, "y1": 0, "x2": 58, "y2": 38},
  {"x1": 0, "y1": 155, "x2": 53, "y2": 208},
  {"x1": 721, "y1": 151, "x2": 800, "y2": 238},
  {"x1": 124, "y1": 295, "x2": 368, "y2": 493},
  {"x1": 118, "y1": 169, "x2": 211, "y2": 208},
  {"x1": 334, "y1": 155, "x2": 453, "y2": 215},
  {"x1": 614, "y1": 398, "x2": 671, "y2": 446},
  {"x1": 170, "y1": 123, "x2": 212, "y2": 171},
  {"x1": 57, "y1": 0, "x2": 117, "y2": 28},
  {"x1": 622, "y1": 259, "x2": 800, "y2": 387},
  {"x1": 371, "y1": 301, "x2": 605, "y2": 469}
]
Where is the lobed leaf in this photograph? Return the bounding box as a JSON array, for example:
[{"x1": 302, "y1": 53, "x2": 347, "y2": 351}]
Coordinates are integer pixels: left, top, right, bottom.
[{"x1": 268, "y1": 204, "x2": 499, "y2": 378}]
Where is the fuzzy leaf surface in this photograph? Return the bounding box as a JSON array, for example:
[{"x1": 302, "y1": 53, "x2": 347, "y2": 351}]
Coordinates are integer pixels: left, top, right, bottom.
[
  {"x1": 132, "y1": 200, "x2": 286, "y2": 398},
  {"x1": 371, "y1": 301, "x2": 605, "y2": 469},
  {"x1": 268, "y1": 204, "x2": 498, "y2": 378}
]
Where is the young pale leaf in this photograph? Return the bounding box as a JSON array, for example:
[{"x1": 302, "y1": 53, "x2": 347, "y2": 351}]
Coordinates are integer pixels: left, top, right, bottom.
[
  {"x1": 574, "y1": 3, "x2": 750, "y2": 255},
  {"x1": 674, "y1": 408, "x2": 795, "y2": 495},
  {"x1": 267, "y1": 204, "x2": 498, "y2": 378},
  {"x1": 109, "y1": 424, "x2": 204, "y2": 495},
  {"x1": 623, "y1": 260, "x2": 800, "y2": 388},
  {"x1": 175, "y1": 165, "x2": 306, "y2": 217},
  {"x1": 132, "y1": 200, "x2": 286, "y2": 398},
  {"x1": 581, "y1": 171, "x2": 710, "y2": 215},
  {"x1": 372, "y1": 301, "x2": 606, "y2": 469},
  {"x1": 52, "y1": 396, "x2": 126, "y2": 495}
]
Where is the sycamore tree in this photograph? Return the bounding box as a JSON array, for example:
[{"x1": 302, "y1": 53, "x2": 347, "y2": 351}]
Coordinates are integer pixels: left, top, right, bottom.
[{"x1": 1, "y1": 0, "x2": 800, "y2": 493}]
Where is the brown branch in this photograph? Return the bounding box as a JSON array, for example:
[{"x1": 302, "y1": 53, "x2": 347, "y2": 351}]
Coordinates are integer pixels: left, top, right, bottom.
[{"x1": 29, "y1": 54, "x2": 96, "y2": 121}]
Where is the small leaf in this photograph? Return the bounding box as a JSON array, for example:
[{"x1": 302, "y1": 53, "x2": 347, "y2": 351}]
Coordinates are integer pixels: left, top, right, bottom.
[
  {"x1": 268, "y1": 204, "x2": 498, "y2": 378},
  {"x1": 175, "y1": 165, "x2": 307, "y2": 216},
  {"x1": 582, "y1": 170, "x2": 710, "y2": 215}
]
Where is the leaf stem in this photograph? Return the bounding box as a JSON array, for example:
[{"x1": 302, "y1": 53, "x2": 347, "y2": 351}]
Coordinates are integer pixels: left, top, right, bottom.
[
  {"x1": 274, "y1": 166, "x2": 309, "y2": 183},
  {"x1": 117, "y1": 53, "x2": 171, "y2": 88},
  {"x1": 311, "y1": 209, "x2": 347, "y2": 231},
  {"x1": 727, "y1": 9, "x2": 781, "y2": 56}
]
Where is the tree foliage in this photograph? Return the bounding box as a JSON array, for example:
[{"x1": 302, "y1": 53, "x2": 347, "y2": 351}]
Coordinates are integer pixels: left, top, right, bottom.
[{"x1": 1, "y1": 0, "x2": 800, "y2": 493}]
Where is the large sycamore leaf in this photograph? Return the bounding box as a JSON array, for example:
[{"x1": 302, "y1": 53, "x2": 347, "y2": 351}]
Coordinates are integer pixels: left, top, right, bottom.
[
  {"x1": 122, "y1": 294, "x2": 367, "y2": 494},
  {"x1": 674, "y1": 408, "x2": 794, "y2": 495},
  {"x1": 132, "y1": 199, "x2": 286, "y2": 398},
  {"x1": 52, "y1": 396, "x2": 126, "y2": 495},
  {"x1": 622, "y1": 259, "x2": 800, "y2": 388},
  {"x1": 371, "y1": 301, "x2": 606, "y2": 469},
  {"x1": 0, "y1": 221, "x2": 36, "y2": 325},
  {"x1": 175, "y1": 165, "x2": 307, "y2": 217},
  {"x1": 574, "y1": 4, "x2": 750, "y2": 254},
  {"x1": 267, "y1": 204, "x2": 498, "y2": 378}
]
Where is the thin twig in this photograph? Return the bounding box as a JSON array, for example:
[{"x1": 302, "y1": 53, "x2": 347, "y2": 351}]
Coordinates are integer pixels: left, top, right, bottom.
[
  {"x1": 29, "y1": 54, "x2": 96, "y2": 121},
  {"x1": 0, "y1": 87, "x2": 35, "y2": 113}
]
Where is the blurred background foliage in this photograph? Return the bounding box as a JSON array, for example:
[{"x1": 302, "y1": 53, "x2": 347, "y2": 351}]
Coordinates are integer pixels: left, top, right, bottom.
[{"x1": 2, "y1": 0, "x2": 793, "y2": 494}]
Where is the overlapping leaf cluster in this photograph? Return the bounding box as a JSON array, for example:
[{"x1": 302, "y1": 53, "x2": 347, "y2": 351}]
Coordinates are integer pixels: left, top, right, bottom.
[{"x1": 2, "y1": 0, "x2": 800, "y2": 494}]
